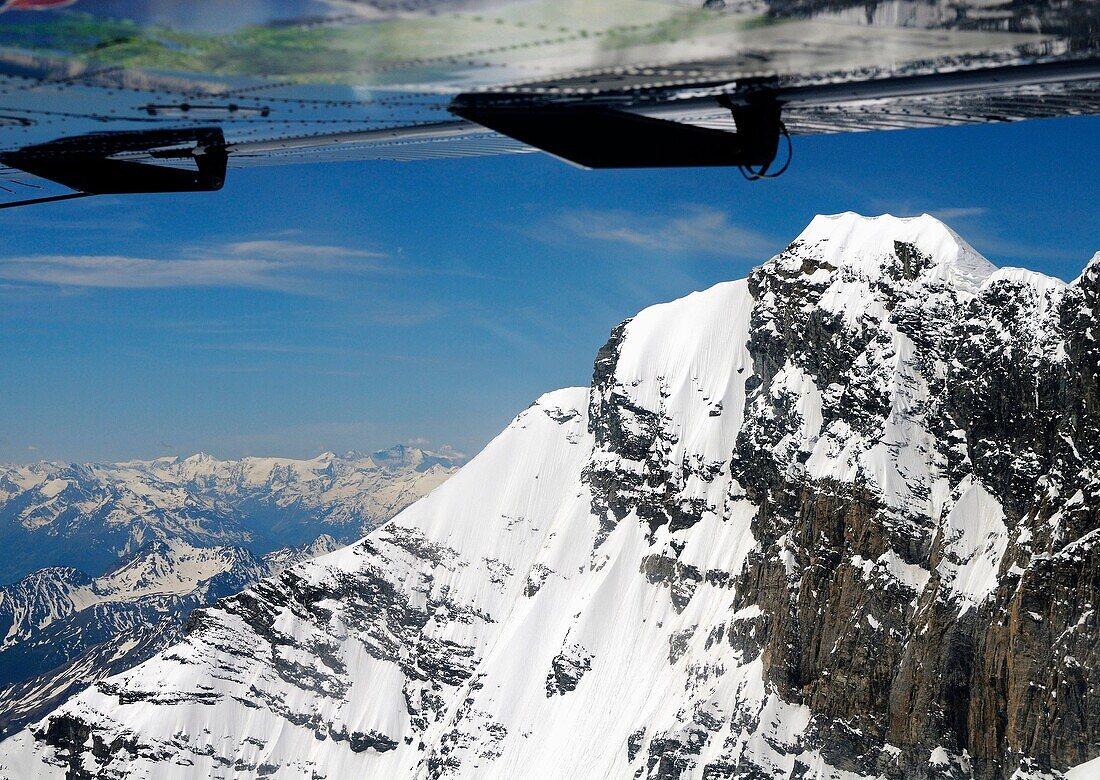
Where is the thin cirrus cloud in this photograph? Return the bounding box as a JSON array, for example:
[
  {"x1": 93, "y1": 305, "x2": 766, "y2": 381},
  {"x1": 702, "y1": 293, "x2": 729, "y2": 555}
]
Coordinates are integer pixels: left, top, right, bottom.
[
  {"x1": 222, "y1": 240, "x2": 387, "y2": 269},
  {"x1": 868, "y1": 203, "x2": 1084, "y2": 264},
  {"x1": 0, "y1": 239, "x2": 387, "y2": 292},
  {"x1": 865, "y1": 203, "x2": 990, "y2": 223},
  {"x1": 542, "y1": 205, "x2": 778, "y2": 258}
]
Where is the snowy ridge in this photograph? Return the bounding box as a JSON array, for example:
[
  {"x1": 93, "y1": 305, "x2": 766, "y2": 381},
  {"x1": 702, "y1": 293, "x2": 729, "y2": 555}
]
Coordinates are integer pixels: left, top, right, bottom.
[
  {"x1": 262, "y1": 534, "x2": 343, "y2": 576},
  {"x1": 0, "y1": 540, "x2": 259, "y2": 653},
  {"x1": 1, "y1": 214, "x2": 1097, "y2": 780},
  {"x1": 0, "y1": 536, "x2": 349, "y2": 740}
]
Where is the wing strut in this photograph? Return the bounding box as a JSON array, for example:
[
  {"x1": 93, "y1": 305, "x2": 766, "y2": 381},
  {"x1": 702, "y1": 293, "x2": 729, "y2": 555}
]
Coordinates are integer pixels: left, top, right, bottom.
[
  {"x1": 0, "y1": 127, "x2": 227, "y2": 209},
  {"x1": 449, "y1": 95, "x2": 783, "y2": 170}
]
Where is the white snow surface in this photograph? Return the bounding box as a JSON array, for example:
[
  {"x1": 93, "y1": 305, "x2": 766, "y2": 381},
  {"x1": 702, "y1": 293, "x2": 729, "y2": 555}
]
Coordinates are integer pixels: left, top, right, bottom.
[
  {"x1": 1065, "y1": 755, "x2": 1100, "y2": 779},
  {"x1": 791, "y1": 212, "x2": 996, "y2": 296},
  {"x1": 936, "y1": 478, "x2": 1009, "y2": 609}
]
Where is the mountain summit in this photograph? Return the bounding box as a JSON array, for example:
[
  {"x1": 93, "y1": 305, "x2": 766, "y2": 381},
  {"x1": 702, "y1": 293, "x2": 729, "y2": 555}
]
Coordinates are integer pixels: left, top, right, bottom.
[
  {"x1": 782, "y1": 212, "x2": 996, "y2": 289},
  {"x1": 2, "y1": 214, "x2": 1096, "y2": 779}
]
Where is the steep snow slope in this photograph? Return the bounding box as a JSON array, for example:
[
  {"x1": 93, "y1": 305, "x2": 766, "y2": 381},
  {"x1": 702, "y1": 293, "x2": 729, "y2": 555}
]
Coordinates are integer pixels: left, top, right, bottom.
[
  {"x1": 0, "y1": 389, "x2": 596, "y2": 778},
  {"x1": 2, "y1": 214, "x2": 1097, "y2": 780},
  {"x1": 0, "y1": 448, "x2": 463, "y2": 583}
]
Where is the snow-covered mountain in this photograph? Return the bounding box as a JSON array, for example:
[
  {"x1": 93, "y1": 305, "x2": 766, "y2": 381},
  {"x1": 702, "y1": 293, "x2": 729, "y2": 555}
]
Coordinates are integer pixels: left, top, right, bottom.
[
  {"x1": 0, "y1": 446, "x2": 461, "y2": 741},
  {"x1": 0, "y1": 447, "x2": 464, "y2": 584},
  {"x1": 0, "y1": 539, "x2": 265, "y2": 686},
  {"x1": 2, "y1": 214, "x2": 1097, "y2": 779},
  {"x1": 0, "y1": 536, "x2": 344, "y2": 739}
]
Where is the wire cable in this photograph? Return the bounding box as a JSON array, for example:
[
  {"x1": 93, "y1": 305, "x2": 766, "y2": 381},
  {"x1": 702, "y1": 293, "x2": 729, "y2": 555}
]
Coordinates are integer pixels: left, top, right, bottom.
[
  {"x1": 739, "y1": 122, "x2": 792, "y2": 181},
  {"x1": 0, "y1": 191, "x2": 94, "y2": 210}
]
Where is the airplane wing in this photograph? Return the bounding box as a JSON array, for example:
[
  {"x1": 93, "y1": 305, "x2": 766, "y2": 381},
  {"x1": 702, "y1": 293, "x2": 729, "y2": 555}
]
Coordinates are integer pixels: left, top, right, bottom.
[{"x1": 0, "y1": 0, "x2": 1096, "y2": 205}]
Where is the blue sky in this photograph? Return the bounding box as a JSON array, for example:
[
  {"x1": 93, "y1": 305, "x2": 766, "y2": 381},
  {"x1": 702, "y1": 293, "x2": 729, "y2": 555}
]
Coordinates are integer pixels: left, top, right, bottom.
[{"x1": 2, "y1": 116, "x2": 1098, "y2": 463}]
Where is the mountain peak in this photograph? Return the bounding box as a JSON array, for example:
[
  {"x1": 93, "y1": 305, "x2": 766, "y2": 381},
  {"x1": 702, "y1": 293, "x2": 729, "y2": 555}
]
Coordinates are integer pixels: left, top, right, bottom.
[
  {"x1": 784, "y1": 212, "x2": 997, "y2": 294},
  {"x1": 1077, "y1": 250, "x2": 1100, "y2": 285},
  {"x1": 369, "y1": 444, "x2": 468, "y2": 472},
  {"x1": 181, "y1": 452, "x2": 215, "y2": 465}
]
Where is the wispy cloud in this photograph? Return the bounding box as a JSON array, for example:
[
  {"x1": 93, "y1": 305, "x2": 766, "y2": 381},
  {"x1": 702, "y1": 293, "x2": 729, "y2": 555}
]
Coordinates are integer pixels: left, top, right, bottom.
[
  {"x1": 187, "y1": 341, "x2": 349, "y2": 355},
  {"x1": 222, "y1": 240, "x2": 386, "y2": 269},
  {"x1": 0, "y1": 239, "x2": 389, "y2": 293},
  {"x1": 0, "y1": 195, "x2": 149, "y2": 232},
  {"x1": 925, "y1": 207, "x2": 988, "y2": 221},
  {"x1": 0, "y1": 254, "x2": 298, "y2": 290},
  {"x1": 863, "y1": 201, "x2": 989, "y2": 222},
  {"x1": 860, "y1": 201, "x2": 1083, "y2": 266},
  {"x1": 157, "y1": 318, "x2": 275, "y2": 336},
  {"x1": 538, "y1": 205, "x2": 777, "y2": 258}
]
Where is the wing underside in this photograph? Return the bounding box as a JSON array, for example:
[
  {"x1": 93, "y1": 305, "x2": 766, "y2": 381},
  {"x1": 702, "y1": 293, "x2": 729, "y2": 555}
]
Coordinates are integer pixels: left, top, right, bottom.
[{"x1": 0, "y1": 0, "x2": 1095, "y2": 202}]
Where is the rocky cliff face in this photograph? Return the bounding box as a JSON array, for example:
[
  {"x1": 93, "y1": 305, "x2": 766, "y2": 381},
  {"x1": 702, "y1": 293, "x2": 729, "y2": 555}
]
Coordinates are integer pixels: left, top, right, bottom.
[{"x1": 1, "y1": 213, "x2": 1096, "y2": 780}]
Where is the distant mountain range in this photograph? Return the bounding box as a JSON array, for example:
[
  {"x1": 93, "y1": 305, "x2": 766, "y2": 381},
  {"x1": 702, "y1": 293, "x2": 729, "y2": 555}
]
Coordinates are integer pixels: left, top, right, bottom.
[
  {"x1": 0, "y1": 445, "x2": 465, "y2": 584},
  {"x1": 0, "y1": 447, "x2": 464, "y2": 738}
]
